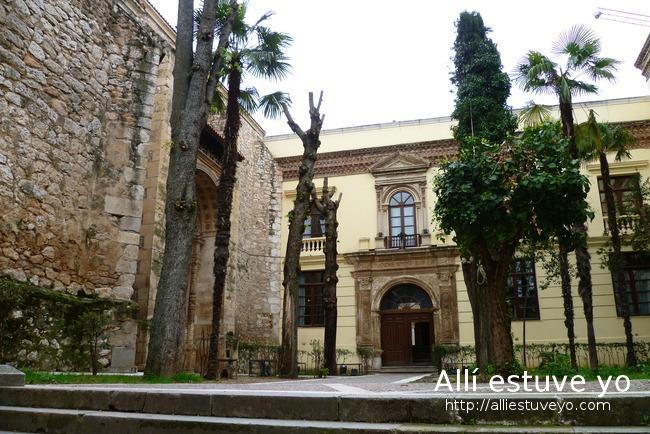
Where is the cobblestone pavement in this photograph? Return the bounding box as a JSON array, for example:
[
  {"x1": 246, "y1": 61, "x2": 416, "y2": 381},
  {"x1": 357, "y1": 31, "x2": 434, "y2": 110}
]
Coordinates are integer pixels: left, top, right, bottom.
[{"x1": 28, "y1": 374, "x2": 650, "y2": 396}]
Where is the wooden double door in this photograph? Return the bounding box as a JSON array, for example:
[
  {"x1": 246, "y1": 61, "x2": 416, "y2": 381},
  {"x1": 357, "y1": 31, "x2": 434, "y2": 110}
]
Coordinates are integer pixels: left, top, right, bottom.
[{"x1": 380, "y1": 310, "x2": 433, "y2": 366}]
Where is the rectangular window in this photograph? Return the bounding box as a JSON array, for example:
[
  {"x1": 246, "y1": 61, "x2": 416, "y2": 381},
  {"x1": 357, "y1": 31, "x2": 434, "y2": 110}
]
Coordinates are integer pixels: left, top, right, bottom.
[
  {"x1": 613, "y1": 252, "x2": 650, "y2": 316},
  {"x1": 298, "y1": 271, "x2": 325, "y2": 326},
  {"x1": 598, "y1": 175, "x2": 640, "y2": 216},
  {"x1": 508, "y1": 258, "x2": 540, "y2": 321}
]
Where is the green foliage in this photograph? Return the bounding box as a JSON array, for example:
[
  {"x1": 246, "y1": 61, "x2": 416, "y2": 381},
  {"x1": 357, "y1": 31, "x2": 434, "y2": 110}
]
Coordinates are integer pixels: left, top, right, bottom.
[
  {"x1": 433, "y1": 122, "x2": 591, "y2": 256},
  {"x1": 207, "y1": 4, "x2": 292, "y2": 117},
  {"x1": 451, "y1": 11, "x2": 517, "y2": 147},
  {"x1": 0, "y1": 278, "x2": 137, "y2": 371},
  {"x1": 336, "y1": 348, "x2": 352, "y2": 364},
  {"x1": 25, "y1": 370, "x2": 203, "y2": 384},
  {"x1": 432, "y1": 344, "x2": 460, "y2": 371}
]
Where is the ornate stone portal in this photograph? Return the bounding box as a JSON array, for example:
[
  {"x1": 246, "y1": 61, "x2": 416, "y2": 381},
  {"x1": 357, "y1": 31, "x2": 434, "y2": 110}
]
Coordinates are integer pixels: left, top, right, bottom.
[{"x1": 345, "y1": 246, "x2": 460, "y2": 368}]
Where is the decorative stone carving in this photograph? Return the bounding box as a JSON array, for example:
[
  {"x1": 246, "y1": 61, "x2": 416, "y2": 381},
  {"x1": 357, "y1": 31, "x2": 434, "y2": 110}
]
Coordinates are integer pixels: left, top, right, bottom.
[{"x1": 345, "y1": 246, "x2": 460, "y2": 366}]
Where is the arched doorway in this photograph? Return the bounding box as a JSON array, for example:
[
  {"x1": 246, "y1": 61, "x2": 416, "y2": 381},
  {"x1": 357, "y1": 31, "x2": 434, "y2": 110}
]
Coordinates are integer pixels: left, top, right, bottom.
[
  {"x1": 183, "y1": 169, "x2": 219, "y2": 371},
  {"x1": 380, "y1": 284, "x2": 434, "y2": 366}
]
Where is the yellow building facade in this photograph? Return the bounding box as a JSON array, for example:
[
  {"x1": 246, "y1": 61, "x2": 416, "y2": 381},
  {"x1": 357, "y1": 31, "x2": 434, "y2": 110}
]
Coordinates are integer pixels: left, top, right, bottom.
[{"x1": 266, "y1": 96, "x2": 650, "y2": 369}]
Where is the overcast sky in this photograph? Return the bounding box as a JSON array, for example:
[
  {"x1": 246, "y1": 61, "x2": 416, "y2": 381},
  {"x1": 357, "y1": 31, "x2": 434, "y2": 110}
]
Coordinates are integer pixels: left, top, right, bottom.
[{"x1": 149, "y1": 0, "x2": 650, "y2": 136}]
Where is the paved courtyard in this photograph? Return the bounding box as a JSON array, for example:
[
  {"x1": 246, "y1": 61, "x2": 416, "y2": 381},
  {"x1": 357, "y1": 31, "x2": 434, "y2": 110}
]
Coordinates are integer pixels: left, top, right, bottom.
[{"x1": 25, "y1": 374, "x2": 650, "y2": 397}]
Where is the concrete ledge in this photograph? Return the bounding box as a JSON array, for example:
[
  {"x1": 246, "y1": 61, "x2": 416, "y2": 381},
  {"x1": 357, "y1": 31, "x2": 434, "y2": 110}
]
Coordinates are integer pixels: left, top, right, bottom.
[
  {"x1": 1, "y1": 406, "x2": 649, "y2": 433},
  {"x1": 1, "y1": 387, "x2": 649, "y2": 427},
  {"x1": 0, "y1": 365, "x2": 24, "y2": 387}
]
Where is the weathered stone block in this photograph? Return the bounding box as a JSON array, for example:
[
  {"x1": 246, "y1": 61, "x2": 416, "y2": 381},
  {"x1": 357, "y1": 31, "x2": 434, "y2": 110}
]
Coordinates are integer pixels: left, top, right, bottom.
[
  {"x1": 0, "y1": 364, "x2": 25, "y2": 386},
  {"x1": 104, "y1": 195, "x2": 143, "y2": 217}
]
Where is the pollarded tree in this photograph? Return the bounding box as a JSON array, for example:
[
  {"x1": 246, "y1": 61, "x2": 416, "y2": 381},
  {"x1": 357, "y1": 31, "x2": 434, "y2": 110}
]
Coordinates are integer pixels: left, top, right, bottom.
[
  {"x1": 204, "y1": 5, "x2": 292, "y2": 380},
  {"x1": 576, "y1": 111, "x2": 637, "y2": 366},
  {"x1": 514, "y1": 25, "x2": 618, "y2": 369},
  {"x1": 146, "y1": 0, "x2": 238, "y2": 377},
  {"x1": 310, "y1": 177, "x2": 341, "y2": 376},
  {"x1": 278, "y1": 92, "x2": 325, "y2": 377},
  {"x1": 449, "y1": 11, "x2": 518, "y2": 371},
  {"x1": 433, "y1": 122, "x2": 591, "y2": 374}
]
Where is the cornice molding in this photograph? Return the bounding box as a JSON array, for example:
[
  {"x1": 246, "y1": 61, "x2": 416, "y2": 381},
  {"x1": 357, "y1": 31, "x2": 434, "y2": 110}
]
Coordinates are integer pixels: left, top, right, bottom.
[{"x1": 275, "y1": 120, "x2": 650, "y2": 181}]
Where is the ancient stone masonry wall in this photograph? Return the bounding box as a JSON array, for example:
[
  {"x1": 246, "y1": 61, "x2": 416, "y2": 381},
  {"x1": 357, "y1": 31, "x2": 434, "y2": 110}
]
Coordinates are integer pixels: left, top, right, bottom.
[
  {"x1": 231, "y1": 127, "x2": 282, "y2": 345},
  {"x1": 0, "y1": 0, "x2": 165, "y2": 298},
  {"x1": 205, "y1": 114, "x2": 283, "y2": 346},
  {"x1": 0, "y1": 0, "x2": 171, "y2": 369}
]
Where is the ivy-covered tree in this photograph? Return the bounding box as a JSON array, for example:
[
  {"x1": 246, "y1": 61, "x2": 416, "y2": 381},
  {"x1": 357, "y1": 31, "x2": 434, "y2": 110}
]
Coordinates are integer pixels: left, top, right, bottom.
[
  {"x1": 451, "y1": 11, "x2": 517, "y2": 146},
  {"x1": 434, "y1": 123, "x2": 591, "y2": 374},
  {"x1": 449, "y1": 11, "x2": 518, "y2": 370}
]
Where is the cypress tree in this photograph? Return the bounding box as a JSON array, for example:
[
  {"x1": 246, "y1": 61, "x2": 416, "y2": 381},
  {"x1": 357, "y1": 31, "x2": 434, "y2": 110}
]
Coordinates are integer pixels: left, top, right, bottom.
[
  {"x1": 449, "y1": 11, "x2": 517, "y2": 371},
  {"x1": 451, "y1": 11, "x2": 517, "y2": 147}
]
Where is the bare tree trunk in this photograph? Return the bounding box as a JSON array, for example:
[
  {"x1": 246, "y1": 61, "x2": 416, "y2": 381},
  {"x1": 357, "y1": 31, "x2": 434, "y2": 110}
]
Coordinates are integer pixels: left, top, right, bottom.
[
  {"x1": 279, "y1": 92, "x2": 325, "y2": 377},
  {"x1": 311, "y1": 178, "x2": 341, "y2": 375},
  {"x1": 559, "y1": 245, "x2": 578, "y2": 369},
  {"x1": 462, "y1": 259, "x2": 491, "y2": 371},
  {"x1": 600, "y1": 151, "x2": 637, "y2": 366},
  {"x1": 205, "y1": 65, "x2": 242, "y2": 380},
  {"x1": 146, "y1": 0, "x2": 237, "y2": 376},
  {"x1": 559, "y1": 94, "x2": 598, "y2": 370}
]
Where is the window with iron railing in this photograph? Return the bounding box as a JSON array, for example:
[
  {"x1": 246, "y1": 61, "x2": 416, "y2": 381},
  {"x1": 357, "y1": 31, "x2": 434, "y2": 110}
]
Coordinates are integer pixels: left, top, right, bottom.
[
  {"x1": 612, "y1": 252, "x2": 650, "y2": 316},
  {"x1": 507, "y1": 258, "x2": 540, "y2": 320},
  {"x1": 598, "y1": 174, "x2": 642, "y2": 234},
  {"x1": 387, "y1": 191, "x2": 419, "y2": 248},
  {"x1": 303, "y1": 203, "x2": 326, "y2": 239}
]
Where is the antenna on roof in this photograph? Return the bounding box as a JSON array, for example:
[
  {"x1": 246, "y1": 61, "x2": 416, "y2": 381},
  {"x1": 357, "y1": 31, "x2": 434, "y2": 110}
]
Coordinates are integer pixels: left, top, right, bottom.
[{"x1": 594, "y1": 7, "x2": 650, "y2": 27}]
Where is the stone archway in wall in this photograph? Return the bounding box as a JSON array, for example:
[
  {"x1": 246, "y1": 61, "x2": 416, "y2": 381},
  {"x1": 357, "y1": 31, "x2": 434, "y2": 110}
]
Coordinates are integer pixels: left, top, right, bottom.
[
  {"x1": 379, "y1": 283, "x2": 435, "y2": 366},
  {"x1": 183, "y1": 167, "x2": 220, "y2": 371}
]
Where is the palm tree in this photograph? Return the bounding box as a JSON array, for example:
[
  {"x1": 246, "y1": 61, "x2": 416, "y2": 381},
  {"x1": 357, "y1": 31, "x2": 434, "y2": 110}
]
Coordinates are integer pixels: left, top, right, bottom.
[
  {"x1": 576, "y1": 111, "x2": 637, "y2": 367},
  {"x1": 204, "y1": 3, "x2": 291, "y2": 380},
  {"x1": 514, "y1": 25, "x2": 618, "y2": 369}
]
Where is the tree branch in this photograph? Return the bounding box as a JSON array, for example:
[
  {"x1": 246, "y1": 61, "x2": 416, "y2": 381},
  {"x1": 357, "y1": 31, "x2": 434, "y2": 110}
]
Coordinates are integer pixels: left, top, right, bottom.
[
  {"x1": 205, "y1": 0, "x2": 239, "y2": 105},
  {"x1": 282, "y1": 103, "x2": 307, "y2": 142}
]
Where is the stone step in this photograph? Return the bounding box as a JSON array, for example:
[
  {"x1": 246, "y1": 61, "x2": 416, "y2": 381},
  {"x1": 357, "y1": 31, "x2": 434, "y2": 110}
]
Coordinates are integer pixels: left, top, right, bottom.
[
  {"x1": 1, "y1": 386, "x2": 649, "y2": 427},
  {"x1": 377, "y1": 366, "x2": 438, "y2": 374},
  {"x1": 1, "y1": 406, "x2": 649, "y2": 434}
]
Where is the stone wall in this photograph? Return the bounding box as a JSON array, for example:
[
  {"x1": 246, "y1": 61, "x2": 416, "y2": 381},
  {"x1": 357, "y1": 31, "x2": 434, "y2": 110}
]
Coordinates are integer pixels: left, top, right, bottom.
[
  {"x1": 0, "y1": 0, "x2": 172, "y2": 369},
  {"x1": 226, "y1": 117, "x2": 282, "y2": 344}
]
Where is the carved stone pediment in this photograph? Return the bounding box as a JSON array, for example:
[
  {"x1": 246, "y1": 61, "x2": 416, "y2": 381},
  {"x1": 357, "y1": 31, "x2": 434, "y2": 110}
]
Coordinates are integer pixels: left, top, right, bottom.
[{"x1": 368, "y1": 152, "x2": 430, "y2": 176}]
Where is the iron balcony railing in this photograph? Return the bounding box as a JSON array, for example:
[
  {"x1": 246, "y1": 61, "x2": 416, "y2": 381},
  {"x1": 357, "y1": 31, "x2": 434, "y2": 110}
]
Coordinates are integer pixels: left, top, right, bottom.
[{"x1": 384, "y1": 233, "x2": 422, "y2": 249}]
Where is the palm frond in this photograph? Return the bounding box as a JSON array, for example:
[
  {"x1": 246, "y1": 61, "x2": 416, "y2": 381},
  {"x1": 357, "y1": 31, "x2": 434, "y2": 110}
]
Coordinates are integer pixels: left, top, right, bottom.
[
  {"x1": 512, "y1": 51, "x2": 558, "y2": 94},
  {"x1": 258, "y1": 91, "x2": 291, "y2": 119},
  {"x1": 518, "y1": 101, "x2": 553, "y2": 128},
  {"x1": 238, "y1": 87, "x2": 260, "y2": 113},
  {"x1": 575, "y1": 110, "x2": 603, "y2": 158},
  {"x1": 210, "y1": 89, "x2": 226, "y2": 114},
  {"x1": 601, "y1": 123, "x2": 634, "y2": 161},
  {"x1": 245, "y1": 50, "x2": 292, "y2": 80},
  {"x1": 564, "y1": 78, "x2": 598, "y2": 96},
  {"x1": 256, "y1": 26, "x2": 293, "y2": 53},
  {"x1": 552, "y1": 25, "x2": 597, "y2": 56},
  {"x1": 584, "y1": 56, "x2": 619, "y2": 82}
]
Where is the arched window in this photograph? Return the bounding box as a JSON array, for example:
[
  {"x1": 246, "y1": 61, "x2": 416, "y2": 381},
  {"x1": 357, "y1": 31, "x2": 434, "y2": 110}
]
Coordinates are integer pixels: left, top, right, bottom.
[
  {"x1": 388, "y1": 191, "x2": 417, "y2": 247},
  {"x1": 380, "y1": 284, "x2": 433, "y2": 311}
]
